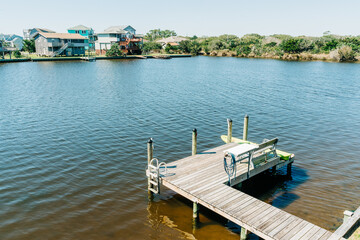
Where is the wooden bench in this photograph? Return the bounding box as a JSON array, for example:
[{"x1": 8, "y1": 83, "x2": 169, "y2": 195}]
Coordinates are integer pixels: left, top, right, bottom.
[{"x1": 223, "y1": 138, "x2": 279, "y2": 183}]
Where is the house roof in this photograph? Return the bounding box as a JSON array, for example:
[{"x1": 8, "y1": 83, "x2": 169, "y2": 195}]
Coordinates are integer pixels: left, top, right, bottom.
[
  {"x1": 68, "y1": 25, "x2": 92, "y2": 31},
  {"x1": 38, "y1": 32, "x2": 87, "y2": 40},
  {"x1": 100, "y1": 25, "x2": 135, "y2": 34},
  {"x1": 0, "y1": 34, "x2": 23, "y2": 41},
  {"x1": 34, "y1": 28, "x2": 55, "y2": 33},
  {"x1": 156, "y1": 36, "x2": 188, "y2": 44}
]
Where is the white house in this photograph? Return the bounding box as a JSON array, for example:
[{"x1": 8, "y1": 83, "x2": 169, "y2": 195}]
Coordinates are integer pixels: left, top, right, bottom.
[{"x1": 95, "y1": 25, "x2": 143, "y2": 55}]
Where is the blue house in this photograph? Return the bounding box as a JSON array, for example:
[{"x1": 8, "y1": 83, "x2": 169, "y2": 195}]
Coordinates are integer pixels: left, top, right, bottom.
[{"x1": 67, "y1": 25, "x2": 95, "y2": 50}]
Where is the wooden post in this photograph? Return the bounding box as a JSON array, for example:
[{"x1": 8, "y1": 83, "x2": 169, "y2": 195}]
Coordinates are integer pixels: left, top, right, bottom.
[
  {"x1": 147, "y1": 138, "x2": 153, "y2": 164},
  {"x1": 287, "y1": 163, "x2": 292, "y2": 176},
  {"x1": 271, "y1": 166, "x2": 277, "y2": 175},
  {"x1": 243, "y1": 115, "x2": 249, "y2": 141},
  {"x1": 147, "y1": 138, "x2": 153, "y2": 199},
  {"x1": 227, "y1": 118, "x2": 232, "y2": 143},
  {"x1": 240, "y1": 227, "x2": 249, "y2": 240},
  {"x1": 192, "y1": 128, "x2": 197, "y2": 156},
  {"x1": 193, "y1": 201, "x2": 199, "y2": 224}
]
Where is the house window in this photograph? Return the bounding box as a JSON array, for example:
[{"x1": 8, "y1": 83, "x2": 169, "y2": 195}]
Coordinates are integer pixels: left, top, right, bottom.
[
  {"x1": 76, "y1": 30, "x2": 79, "y2": 34},
  {"x1": 82, "y1": 30, "x2": 86, "y2": 34}
]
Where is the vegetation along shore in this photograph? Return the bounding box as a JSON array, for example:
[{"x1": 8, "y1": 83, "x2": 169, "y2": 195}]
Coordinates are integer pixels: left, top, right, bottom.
[
  {"x1": 143, "y1": 29, "x2": 360, "y2": 63},
  {"x1": 2, "y1": 28, "x2": 360, "y2": 63}
]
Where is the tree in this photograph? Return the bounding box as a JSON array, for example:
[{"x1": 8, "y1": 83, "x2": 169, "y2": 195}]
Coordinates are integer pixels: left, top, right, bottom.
[
  {"x1": 179, "y1": 40, "x2": 192, "y2": 53},
  {"x1": 106, "y1": 44, "x2": 123, "y2": 57},
  {"x1": 141, "y1": 42, "x2": 162, "y2": 54},
  {"x1": 144, "y1": 29, "x2": 177, "y2": 41},
  {"x1": 190, "y1": 41, "x2": 201, "y2": 55},
  {"x1": 22, "y1": 39, "x2": 36, "y2": 53},
  {"x1": 13, "y1": 50, "x2": 22, "y2": 58}
]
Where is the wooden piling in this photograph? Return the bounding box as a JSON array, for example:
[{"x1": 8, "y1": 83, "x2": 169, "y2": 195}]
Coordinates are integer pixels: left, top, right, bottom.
[
  {"x1": 243, "y1": 115, "x2": 249, "y2": 141},
  {"x1": 147, "y1": 138, "x2": 154, "y2": 199},
  {"x1": 287, "y1": 163, "x2": 292, "y2": 176},
  {"x1": 240, "y1": 227, "x2": 249, "y2": 240},
  {"x1": 227, "y1": 119, "x2": 232, "y2": 143},
  {"x1": 193, "y1": 201, "x2": 199, "y2": 224},
  {"x1": 192, "y1": 128, "x2": 197, "y2": 156}
]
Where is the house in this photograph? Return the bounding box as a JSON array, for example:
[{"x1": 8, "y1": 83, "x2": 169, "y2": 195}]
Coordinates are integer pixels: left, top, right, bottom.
[
  {"x1": 156, "y1": 36, "x2": 188, "y2": 48},
  {"x1": 23, "y1": 28, "x2": 55, "y2": 40},
  {"x1": 34, "y1": 32, "x2": 88, "y2": 57},
  {"x1": 0, "y1": 34, "x2": 24, "y2": 50},
  {"x1": 95, "y1": 25, "x2": 143, "y2": 55},
  {"x1": 67, "y1": 25, "x2": 95, "y2": 50}
]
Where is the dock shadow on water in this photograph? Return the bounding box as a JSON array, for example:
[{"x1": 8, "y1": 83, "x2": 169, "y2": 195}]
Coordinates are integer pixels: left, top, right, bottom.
[
  {"x1": 240, "y1": 165, "x2": 309, "y2": 209},
  {"x1": 146, "y1": 165, "x2": 308, "y2": 240}
]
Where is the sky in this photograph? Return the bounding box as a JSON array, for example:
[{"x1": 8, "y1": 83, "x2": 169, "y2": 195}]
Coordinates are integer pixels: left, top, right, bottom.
[{"x1": 1, "y1": 0, "x2": 360, "y2": 37}]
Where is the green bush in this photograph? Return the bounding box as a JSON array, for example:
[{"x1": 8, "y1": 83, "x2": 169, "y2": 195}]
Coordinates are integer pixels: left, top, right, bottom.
[
  {"x1": 280, "y1": 38, "x2": 303, "y2": 53},
  {"x1": 105, "y1": 44, "x2": 123, "y2": 57},
  {"x1": 322, "y1": 39, "x2": 339, "y2": 52},
  {"x1": 338, "y1": 45, "x2": 356, "y2": 61},
  {"x1": 236, "y1": 45, "x2": 252, "y2": 56},
  {"x1": 179, "y1": 40, "x2": 201, "y2": 55},
  {"x1": 165, "y1": 44, "x2": 179, "y2": 54},
  {"x1": 141, "y1": 42, "x2": 162, "y2": 54},
  {"x1": 13, "y1": 50, "x2": 22, "y2": 58}
]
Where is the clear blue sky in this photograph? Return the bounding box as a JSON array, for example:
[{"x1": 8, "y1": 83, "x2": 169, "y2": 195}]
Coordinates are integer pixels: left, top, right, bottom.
[{"x1": 1, "y1": 0, "x2": 360, "y2": 37}]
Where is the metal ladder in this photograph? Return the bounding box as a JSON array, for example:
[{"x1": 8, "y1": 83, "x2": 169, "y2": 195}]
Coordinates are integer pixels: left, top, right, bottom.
[{"x1": 146, "y1": 158, "x2": 167, "y2": 195}]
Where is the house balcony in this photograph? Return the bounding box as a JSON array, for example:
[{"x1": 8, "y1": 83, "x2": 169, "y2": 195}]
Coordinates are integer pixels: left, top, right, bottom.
[
  {"x1": 67, "y1": 43, "x2": 89, "y2": 47},
  {"x1": 47, "y1": 42, "x2": 63, "y2": 47},
  {"x1": 47, "y1": 42, "x2": 88, "y2": 48}
]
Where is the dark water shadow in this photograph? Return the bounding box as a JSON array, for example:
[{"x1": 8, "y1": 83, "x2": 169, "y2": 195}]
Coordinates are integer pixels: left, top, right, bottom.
[
  {"x1": 239, "y1": 165, "x2": 309, "y2": 209},
  {"x1": 146, "y1": 165, "x2": 309, "y2": 239}
]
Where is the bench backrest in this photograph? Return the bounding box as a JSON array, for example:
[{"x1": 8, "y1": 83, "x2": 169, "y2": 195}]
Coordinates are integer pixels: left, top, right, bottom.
[{"x1": 257, "y1": 138, "x2": 278, "y2": 150}]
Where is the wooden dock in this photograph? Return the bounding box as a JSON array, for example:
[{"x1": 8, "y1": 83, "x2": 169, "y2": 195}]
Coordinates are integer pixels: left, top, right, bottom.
[
  {"x1": 157, "y1": 143, "x2": 343, "y2": 240},
  {"x1": 146, "y1": 117, "x2": 352, "y2": 240}
]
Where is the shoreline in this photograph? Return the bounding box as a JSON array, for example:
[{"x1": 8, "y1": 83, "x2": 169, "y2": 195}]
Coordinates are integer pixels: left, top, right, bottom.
[
  {"x1": 1, "y1": 52, "x2": 360, "y2": 64},
  {"x1": 201, "y1": 50, "x2": 360, "y2": 63},
  {"x1": 0, "y1": 54, "x2": 192, "y2": 63}
]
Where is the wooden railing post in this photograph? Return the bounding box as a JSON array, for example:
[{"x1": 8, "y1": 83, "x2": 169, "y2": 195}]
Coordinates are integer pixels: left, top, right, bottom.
[
  {"x1": 192, "y1": 128, "x2": 197, "y2": 156},
  {"x1": 227, "y1": 118, "x2": 232, "y2": 143},
  {"x1": 147, "y1": 138, "x2": 153, "y2": 164},
  {"x1": 243, "y1": 115, "x2": 249, "y2": 141},
  {"x1": 147, "y1": 138, "x2": 153, "y2": 199}
]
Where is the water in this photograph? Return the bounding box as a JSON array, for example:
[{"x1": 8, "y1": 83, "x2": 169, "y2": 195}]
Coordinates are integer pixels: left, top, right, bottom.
[{"x1": 0, "y1": 57, "x2": 359, "y2": 240}]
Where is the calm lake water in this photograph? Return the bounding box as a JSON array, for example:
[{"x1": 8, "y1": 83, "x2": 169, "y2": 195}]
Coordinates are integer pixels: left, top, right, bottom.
[{"x1": 0, "y1": 56, "x2": 359, "y2": 240}]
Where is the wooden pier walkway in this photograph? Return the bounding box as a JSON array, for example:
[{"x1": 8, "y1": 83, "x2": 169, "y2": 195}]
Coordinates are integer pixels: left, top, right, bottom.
[{"x1": 158, "y1": 142, "x2": 344, "y2": 240}]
